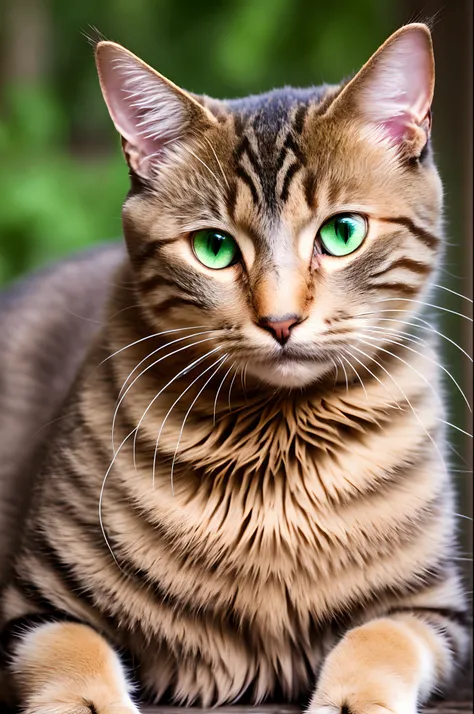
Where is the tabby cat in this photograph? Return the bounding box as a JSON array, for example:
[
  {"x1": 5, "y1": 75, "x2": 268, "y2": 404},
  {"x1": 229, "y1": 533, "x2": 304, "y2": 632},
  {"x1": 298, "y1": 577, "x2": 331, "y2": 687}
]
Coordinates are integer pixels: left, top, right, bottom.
[{"x1": 0, "y1": 23, "x2": 470, "y2": 714}]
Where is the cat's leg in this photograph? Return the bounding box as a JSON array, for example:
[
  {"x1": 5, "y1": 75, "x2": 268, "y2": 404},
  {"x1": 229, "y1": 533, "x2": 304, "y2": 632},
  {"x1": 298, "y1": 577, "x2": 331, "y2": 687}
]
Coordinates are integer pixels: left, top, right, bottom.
[
  {"x1": 309, "y1": 607, "x2": 470, "y2": 714},
  {"x1": 7, "y1": 620, "x2": 139, "y2": 714}
]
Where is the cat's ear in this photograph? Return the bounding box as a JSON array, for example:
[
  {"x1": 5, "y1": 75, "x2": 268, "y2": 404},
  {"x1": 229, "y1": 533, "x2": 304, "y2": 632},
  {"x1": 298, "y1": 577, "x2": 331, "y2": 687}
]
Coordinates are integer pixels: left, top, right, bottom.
[
  {"x1": 331, "y1": 24, "x2": 434, "y2": 156},
  {"x1": 95, "y1": 42, "x2": 216, "y2": 179}
]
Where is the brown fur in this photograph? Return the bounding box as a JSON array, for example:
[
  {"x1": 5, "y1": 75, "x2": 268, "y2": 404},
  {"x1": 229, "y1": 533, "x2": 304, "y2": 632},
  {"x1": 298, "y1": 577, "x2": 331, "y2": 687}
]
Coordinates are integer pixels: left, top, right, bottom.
[{"x1": 0, "y1": 24, "x2": 470, "y2": 714}]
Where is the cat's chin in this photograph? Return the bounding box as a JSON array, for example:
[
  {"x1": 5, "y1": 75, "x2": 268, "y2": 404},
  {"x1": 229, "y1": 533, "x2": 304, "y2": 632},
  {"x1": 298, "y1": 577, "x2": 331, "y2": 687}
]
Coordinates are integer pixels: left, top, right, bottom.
[{"x1": 247, "y1": 359, "x2": 332, "y2": 389}]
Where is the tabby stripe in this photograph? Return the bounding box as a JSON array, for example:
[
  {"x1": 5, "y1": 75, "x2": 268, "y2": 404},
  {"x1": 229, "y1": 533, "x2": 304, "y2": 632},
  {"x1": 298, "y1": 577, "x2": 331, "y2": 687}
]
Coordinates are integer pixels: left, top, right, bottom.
[
  {"x1": 387, "y1": 606, "x2": 472, "y2": 628},
  {"x1": 235, "y1": 135, "x2": 262, "y2": 176},
  {"x1": 29, "y1": 533, "x2": 108, "y2": 614},
  {"x1": 130, "y1": 237, "x2": 180, "y2": 269},
  {"x1": 280, "y1": 162, "x2": 301, "y2": 202},
  {"x1": 139, "y1": 274, "x2": 177, "y2": 294},
  {"x1": 303, "y1": 170, "x2": 317, "y2": 209},
  {"x1": 154, "y1": 296, "x2": 204, "y2": 313},
  {"x1": 370, "y1": 257, "x2": 432, "y2": 278},
  {"x1": 293, "y1": 104, "x2": 308, "y2": 135},
  {"x1": 236, "y1": 166, "x2": 259, "y2": 204},
  {"x1": 131, "y1": 240, "x2": 161, "y2": 266},
  {"x1": 284, "y1": 134, "x2": 305, "y2": 165},
  {"x1": 379, "y1": 216, "x2": 440, "y2": 250},
  {"x1": 26, "y1": 534, "x2": 124, "y2": 635},
  {"x1": 368, "y1": 282, "x2": 420, "y2": 298},
  {"x1": 13, "y1": 576, "x2": 58, "y2": 614},
  {"x1": 274, "y1": 135, "x2": 304, "y2": 183},
  {"x1": 226, "y1": 180, "x2": 238, "y2": 221}
]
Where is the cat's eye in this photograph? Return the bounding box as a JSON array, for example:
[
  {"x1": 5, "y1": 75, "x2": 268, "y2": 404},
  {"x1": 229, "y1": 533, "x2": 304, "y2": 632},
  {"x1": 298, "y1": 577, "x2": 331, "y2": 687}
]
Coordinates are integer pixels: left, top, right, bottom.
[
  {"x1": 192, "y1": 229, "x2": 239, "y2": 269},
  {"x1": 318, "y1": 213, "x2": 367, "y2": 256}
]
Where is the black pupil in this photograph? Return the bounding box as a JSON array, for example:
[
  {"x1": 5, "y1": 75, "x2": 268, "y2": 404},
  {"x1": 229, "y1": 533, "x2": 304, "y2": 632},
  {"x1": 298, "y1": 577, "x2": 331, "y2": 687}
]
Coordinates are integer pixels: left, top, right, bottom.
[
  {"x1": 208, "y1": 233, "x2": 224, "y2": 256},
  {"x1": 336, "y1": 219, "x2": 351, "y2": 243}
]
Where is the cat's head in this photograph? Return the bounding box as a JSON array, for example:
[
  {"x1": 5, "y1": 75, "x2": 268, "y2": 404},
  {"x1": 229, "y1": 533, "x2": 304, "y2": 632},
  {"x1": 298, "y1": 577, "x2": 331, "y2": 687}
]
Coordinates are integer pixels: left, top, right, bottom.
[{"x1": 95, "y1": 24, "x2": 442, "y2": 389}]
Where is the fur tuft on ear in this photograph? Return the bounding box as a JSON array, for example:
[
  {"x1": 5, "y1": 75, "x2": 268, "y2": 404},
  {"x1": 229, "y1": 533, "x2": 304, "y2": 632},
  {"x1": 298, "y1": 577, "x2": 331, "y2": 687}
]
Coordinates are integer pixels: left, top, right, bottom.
[
  {"x1": 95, "y1": 42, "x2": 215, "y2": 178},
  {"x1": 332, "y1": 24, "x2": 434, "y2": 155}
]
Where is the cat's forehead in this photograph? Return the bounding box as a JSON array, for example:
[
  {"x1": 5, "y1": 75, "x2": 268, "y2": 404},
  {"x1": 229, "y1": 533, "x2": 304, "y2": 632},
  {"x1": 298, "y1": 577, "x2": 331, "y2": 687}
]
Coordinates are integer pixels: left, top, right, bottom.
[
  {"x1": 198, "y1": 86, "x2": 341, "y2": 225},
  {"x1": 221, "y1": 86, "x2": 334, "y2": 136}
]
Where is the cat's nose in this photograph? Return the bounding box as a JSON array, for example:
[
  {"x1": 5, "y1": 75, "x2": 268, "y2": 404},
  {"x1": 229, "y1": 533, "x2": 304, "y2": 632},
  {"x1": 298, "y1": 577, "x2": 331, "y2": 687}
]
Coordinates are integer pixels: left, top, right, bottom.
[{"x1": 258, "y1": 315, "x2": 302, "y2": 346}]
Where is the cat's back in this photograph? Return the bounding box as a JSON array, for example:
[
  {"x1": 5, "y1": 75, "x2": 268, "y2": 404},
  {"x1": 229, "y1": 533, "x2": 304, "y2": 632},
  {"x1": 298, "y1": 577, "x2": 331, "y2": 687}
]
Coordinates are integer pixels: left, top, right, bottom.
[{"x1": 0, "y1": 240, "x2": 125, "y2": 583}]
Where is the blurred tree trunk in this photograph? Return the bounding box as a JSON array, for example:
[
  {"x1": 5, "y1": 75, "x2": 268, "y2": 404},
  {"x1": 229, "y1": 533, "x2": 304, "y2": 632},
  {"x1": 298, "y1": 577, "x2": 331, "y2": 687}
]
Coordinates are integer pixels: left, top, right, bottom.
[
  {"x1": 0, "y1": 0, "x2": 50, "y2": 89},
  {"x1": 396, "y1": 1, "x2": 473, "y2": 579}
]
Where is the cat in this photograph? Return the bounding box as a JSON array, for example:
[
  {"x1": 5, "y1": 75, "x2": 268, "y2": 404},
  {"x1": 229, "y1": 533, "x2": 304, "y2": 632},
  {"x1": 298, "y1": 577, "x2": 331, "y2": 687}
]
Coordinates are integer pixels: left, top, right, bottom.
[{"x1": 0, "y1": 22, "x2": 470, "y2": 714}]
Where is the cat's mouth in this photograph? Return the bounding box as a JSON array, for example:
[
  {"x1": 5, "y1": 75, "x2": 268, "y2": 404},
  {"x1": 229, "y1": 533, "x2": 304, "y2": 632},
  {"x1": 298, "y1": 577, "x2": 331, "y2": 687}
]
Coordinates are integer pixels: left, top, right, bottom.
[{"x1": 247, "y1": 350, "x2": 333, "y2": 388}]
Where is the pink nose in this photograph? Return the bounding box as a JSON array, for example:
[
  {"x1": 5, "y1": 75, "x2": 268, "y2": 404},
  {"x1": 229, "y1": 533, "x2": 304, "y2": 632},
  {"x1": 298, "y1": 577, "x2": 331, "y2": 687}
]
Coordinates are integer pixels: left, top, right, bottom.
[{"x1": 258, "y1": 315, "x2": 301, "y2": 345}]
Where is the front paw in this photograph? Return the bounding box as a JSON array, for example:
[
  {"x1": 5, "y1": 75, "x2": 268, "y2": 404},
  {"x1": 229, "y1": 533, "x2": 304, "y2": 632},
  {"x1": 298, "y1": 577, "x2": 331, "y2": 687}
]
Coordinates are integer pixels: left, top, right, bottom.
[{"x1": 309, "y1": 665, "x2": 419, "y2": 714}]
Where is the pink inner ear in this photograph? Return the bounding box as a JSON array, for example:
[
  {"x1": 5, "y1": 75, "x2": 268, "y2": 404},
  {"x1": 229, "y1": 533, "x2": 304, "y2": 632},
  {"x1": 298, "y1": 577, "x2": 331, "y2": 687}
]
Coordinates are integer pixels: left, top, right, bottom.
[
  {"x1": 96, "y1": 43, "x2": 187, "y2": 161},
  {"x1": 358, "y1": 28, "x2": 434, "y2": 145}
]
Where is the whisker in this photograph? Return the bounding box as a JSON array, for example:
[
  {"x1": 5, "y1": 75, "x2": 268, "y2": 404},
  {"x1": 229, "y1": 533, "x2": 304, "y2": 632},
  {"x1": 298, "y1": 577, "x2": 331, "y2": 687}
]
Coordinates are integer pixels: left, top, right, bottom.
[
  {"x1": 111, "y1": 335, "x2": 218, "y2": 452},
  {"x1": 180, "y1": 144, "x2": 222, "y2": 191},
  {"x1": 100, "y1": 325, "x2": 205, "y2": 365},
  {"x1": 359, "y1": 324, "x2": 426, "y2": 347},
  {"x1": 343, "y1": 346, "x2": 402, "y2": 407},
  {"x1": 132, "y1": 345, "x2": 223, "y2": 472},
  {"x1": 339, "y1": 351, "x2": 368, "y2": 399},
  {"x1": 201, "y1": 135, "x2": 230, "y2": 190},
  {"x1": 359, "y1": 333, "x2": 472, "y2": 413},
  {"x1": 99, "y1": 429, "x2": 135, "y2": 573},
  {"x1": 118, "y1": 329, "x2": 218, "y2": 398},
  {"x1": 377, "y1": 297, "x2": 473, "y2": 322},
  {"x1": 151, "y1": 353, "x2": 228, "y2": 490},
  {"x1": 439, "y1": 419, "x2": 473, "y2": 439},
  {"x1": 350, "y1": 342, "x2": 445, "y2": 466},
  {"x1": 433, "y1": 283, "x2": 473, "y2": 303},
  {"x1": 336, "y1": 355, "x2": 349, "y2": 393},
  {"x1": 228, "y1": 367, "x2": 239, "y2": 412},
  {"x1": 329, "y1": 357, "x2": 339, "y2": 387},
  {"x1": 356, "y1": 336, "x2": 443, "y2": 410},
  {"x1": 169, "y1": 355, "x2": 228, "y2": 494},
  {"x1": 213, "y1": 363, "x2": 235, "y2": 425},
  {"x1": 358, "y1": 313, "x2": 473, "y2": 363}
]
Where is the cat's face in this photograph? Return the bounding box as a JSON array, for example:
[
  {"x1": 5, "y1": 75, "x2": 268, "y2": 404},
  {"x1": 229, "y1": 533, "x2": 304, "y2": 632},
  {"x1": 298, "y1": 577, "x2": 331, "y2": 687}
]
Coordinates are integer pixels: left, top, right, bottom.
[{"x1": 97, "y1": 24, "x2": 442, "y2": 388}]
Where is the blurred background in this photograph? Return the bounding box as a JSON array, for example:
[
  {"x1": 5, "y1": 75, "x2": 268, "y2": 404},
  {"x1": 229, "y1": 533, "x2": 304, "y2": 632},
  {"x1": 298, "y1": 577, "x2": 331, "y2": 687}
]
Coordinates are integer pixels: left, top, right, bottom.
[{"x1": 0, "y1": 0, "x2": 472, "y2": 573}]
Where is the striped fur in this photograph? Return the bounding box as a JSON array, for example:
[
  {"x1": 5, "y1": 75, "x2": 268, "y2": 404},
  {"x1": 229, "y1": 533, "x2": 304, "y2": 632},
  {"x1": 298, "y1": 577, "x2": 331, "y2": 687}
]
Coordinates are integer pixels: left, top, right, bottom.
[{"x1": 0, "y1": 23, "x2": 470, "y2": 714}]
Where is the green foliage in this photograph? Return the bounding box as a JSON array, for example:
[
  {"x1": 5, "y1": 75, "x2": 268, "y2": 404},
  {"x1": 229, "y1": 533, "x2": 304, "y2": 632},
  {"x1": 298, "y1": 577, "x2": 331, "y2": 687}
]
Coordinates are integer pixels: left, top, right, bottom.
[{"x1": 0, "y1": 0, "x2": 397, "y2": 285}]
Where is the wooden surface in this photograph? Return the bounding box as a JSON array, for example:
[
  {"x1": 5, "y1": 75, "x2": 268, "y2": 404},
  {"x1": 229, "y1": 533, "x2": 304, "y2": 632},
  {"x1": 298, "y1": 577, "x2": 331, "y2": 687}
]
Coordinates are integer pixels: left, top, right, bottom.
[{"x1": 142, "y1": 704, "x2": 472, "y2": 714}]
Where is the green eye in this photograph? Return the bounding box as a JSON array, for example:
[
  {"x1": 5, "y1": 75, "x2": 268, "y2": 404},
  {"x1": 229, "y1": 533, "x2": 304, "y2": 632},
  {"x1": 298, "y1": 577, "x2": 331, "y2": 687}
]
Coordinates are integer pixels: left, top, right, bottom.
[
  {"x1": 319, "y1": 213, "x2": 367, "y2": 256},
  {"x1": 192, "y1": 229, "x2": 238, "y2": 269}
]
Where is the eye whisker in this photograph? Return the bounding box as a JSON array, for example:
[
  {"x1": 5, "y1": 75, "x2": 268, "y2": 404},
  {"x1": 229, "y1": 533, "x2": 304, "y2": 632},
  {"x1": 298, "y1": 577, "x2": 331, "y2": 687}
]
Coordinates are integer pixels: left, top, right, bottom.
[
  {"x1": 179, "y1": 143, "x2": 223, "y2": 193},
  {"x1": 201, "y1": 135, "x2": 230, "y2": 190}
]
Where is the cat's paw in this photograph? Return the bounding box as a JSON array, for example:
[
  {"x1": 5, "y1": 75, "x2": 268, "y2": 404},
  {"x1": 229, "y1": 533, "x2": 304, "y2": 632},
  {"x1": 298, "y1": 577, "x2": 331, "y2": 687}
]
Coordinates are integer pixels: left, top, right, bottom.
[{"x1": 309, "y1": 688, "x2": 418, "y2": 714}]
